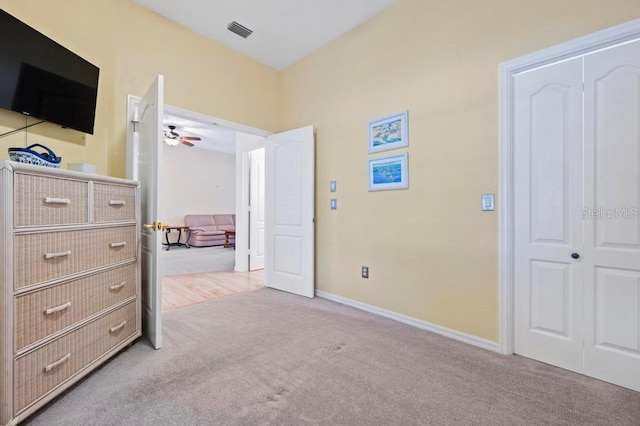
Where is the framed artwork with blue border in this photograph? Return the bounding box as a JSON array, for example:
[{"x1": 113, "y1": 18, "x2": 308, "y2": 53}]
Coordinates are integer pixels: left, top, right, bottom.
[
  {"x1": 368, "y1": 110, "x2": 409, "y2": 154},
  {"x1": 368, "y1": 152, "x2": 409, "y2": 191}
]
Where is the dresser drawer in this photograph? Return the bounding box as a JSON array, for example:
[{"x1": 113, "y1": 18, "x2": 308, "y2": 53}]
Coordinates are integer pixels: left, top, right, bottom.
[
  {"x1": 14, "y1": 301, "x2": 137, "y2": 414},
  {"x1": 15, "y1": 264, "x2": 137, "y2": 351},
  {"x1": 93, "y1": 183, "x2": 136, "y2": 223},
  {"x1": 14, "y1": 173, "x2": 89, "y2": 228},
  {"x1": 14, "y1": 226, "x2": 137, "y2": 289}
]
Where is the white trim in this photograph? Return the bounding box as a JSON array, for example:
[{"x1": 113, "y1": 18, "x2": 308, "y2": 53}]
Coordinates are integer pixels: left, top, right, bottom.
[
  {"x1": 127, "y1": 95, "x2": 271, "y2": 137},
  {"x1": 234, "y1": 148, "x2": 249, "y2": 272},
  {"x1": 126, "y1": 95, "x2": 138, "y2": 181},
  {"x1": 498, "y1": 18, "x2": 640, "y2": 355},
  {"x1": 498, "y1": 56, "x2": 515, "y2": 356},
  {"x1": 316, "y1": 291, "x2": 499, "y2": 353},
  {"x1": 235, "y1": 134, "x2": 267, "y2": 272},
  {"x1": 500, "y1": 19, "x2": 640, "y2": 77},
  {"x1": 126, "y1": 95, "x2": 272, "y2": 180}
]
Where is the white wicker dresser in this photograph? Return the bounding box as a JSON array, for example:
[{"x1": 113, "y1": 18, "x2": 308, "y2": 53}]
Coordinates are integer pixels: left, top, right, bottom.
[{"x1": 0, "y1": 160, "x2": 141, "y2": 425}]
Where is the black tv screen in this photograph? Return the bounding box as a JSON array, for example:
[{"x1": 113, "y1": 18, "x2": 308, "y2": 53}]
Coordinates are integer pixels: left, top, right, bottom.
[{"x1": 0, "y1": 10, "x2": 99, "y2": 134}]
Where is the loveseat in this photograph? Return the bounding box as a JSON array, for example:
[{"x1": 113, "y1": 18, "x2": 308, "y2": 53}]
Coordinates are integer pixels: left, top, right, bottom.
[{"x1": 184, "y1": 214, "x2": 236, "y2": 247}]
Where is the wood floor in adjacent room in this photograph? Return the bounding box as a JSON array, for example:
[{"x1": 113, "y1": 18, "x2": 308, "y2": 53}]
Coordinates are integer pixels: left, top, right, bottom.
[{"x1": 162, "y1": 270, "x2": 265, "y2": 311}]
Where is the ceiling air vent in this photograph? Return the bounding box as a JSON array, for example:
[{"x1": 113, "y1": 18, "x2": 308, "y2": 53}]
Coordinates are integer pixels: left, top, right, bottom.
[{"x1": 227, "y1": 21, "x2": 253, "y2": 39}]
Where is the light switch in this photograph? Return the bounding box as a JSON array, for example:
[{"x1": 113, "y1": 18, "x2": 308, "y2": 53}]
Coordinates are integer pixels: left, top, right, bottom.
[
  {"x1": 331, "y1": 198, "x2": 337, "y2": 210},
  {"x1": 361, "y1": 266, "x2": 369, "y2": 279},
  {"x1": 482, "y1": 194, "x2": 495, "y2": 211},
  {"x1": 330, "y1": 180, "x2": 337, "y2": 192}
]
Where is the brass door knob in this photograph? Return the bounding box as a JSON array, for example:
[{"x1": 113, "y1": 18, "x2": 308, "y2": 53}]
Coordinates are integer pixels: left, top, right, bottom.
[{"x1": 143, "y1": 222, "x2": 163, "y2": 231}]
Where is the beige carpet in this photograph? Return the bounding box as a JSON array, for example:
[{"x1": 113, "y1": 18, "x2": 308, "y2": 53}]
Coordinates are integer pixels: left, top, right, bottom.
[{"x1": 25, "y1": 288, "x2": 640, "y2": 425}]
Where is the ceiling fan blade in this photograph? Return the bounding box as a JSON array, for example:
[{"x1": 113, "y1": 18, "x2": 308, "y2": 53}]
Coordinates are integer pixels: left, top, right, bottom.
[
  {"x1": 180, "y1": 140, "x2": 195, "y2": 147},
  {"x1": 181, "y1": 136, "x2": 201, "y2": 141}
]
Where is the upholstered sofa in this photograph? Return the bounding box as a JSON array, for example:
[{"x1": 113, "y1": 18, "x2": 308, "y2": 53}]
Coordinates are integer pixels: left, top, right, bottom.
[{"x1": 184, "y1": 214, "x2": 236, "y2": 247}]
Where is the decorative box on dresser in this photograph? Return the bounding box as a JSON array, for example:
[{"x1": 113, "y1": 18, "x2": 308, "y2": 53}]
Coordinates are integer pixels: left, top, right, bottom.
[{"x1": 0, "y1": 160, "x2": 141, "y2": 425}]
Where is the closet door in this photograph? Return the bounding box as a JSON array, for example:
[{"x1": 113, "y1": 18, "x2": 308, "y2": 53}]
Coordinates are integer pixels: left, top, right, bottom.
[
  {"x1": 583, "y1": 39, "x2": 640, "y2": 392},
  {"x1": 513, "y1": 57, "x2": 585, "y2": 373}
]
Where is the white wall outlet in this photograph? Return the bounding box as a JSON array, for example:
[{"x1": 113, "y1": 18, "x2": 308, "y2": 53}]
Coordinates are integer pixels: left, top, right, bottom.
[
  {"x1": 330, "y1": 180, "x2": 337, "y2": 192},
  {"x1": 361, "y1": 266, "x2": 369, "y2": 278},
  {"x1": 481, "y1": 193, "x2": 495, "y2": 211},
  {"x1": 331, "y1": 198, "x2": 337, "y2": 210}
]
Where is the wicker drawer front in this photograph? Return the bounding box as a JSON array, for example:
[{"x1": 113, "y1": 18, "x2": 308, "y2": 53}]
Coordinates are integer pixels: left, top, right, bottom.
[
  {"x1": 14, "y1": 173, "x2": 89, "y2": 227},
  {"x1": 15, "y1": 264, "x2": 137, "y2": 350},
  {"x1": 14, "y1": 226, "x2": 137, "y2": 289},
  {"x1": 14, "y1": 301, "x2": 137, "y2": 413},
  {"x1": 93, "y1": 183, "x2": 136, "y2": 223}
]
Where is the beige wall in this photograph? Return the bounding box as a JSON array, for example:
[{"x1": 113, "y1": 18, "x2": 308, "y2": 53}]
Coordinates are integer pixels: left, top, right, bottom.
[
  {"x1": 161, "y1": 146, "x2": 235, "y2": 226},
  {"x1": 279, "y1": 0, "x2": 640, "y2": 341},
  {"x1": 0, "y1": 1, "x2": 115, "y2": 173},
  {"x1": 0, "y1": 0, "x2": 279, "y2": 177},
  {"x1": 2, "y1": 0, "x2": 640, "y2": 344}
]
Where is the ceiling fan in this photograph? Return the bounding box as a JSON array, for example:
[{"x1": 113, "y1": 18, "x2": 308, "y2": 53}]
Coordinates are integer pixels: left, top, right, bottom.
[{"x1": 163, "y1": 125, "x2": 201, "y2": 147}]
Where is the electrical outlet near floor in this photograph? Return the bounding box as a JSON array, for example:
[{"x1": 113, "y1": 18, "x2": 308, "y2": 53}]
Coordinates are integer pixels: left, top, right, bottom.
[{"x1": 361, "y1": 266, "x2": 369, "y2": 279}]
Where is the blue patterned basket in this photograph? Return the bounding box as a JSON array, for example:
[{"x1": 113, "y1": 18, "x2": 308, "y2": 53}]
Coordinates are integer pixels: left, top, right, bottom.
[{"x1": 8, "y1": 144, "x2": 62, "y2": 168}]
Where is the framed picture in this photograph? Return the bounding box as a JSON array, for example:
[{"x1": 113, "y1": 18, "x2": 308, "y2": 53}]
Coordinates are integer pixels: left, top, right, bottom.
[
  {"x1": 368, "y1": 152, "x2": 409, "y2": 191},
  {"x1": 368, "y1": 110, "x2": 409, "y2": 154}
]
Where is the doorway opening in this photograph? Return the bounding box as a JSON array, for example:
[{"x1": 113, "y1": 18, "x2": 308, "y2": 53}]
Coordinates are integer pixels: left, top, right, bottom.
[
  {"x1": 129, "y1": 78, "x2": 315, "y2": 349},
  {"x1": 127, "y1": 97, "x2": 270, "y2": 312},
  {"x1": 159, "y1": 126, "x2": 267, "y2": 310}
]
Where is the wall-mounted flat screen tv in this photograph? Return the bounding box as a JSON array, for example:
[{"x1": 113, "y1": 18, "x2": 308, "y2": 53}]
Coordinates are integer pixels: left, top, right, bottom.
[{"x1": 0, "y1": 9, "x2": 99, "y2": 134}]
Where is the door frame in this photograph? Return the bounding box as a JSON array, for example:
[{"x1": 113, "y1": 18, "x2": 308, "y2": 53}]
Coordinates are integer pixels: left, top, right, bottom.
[
  {"x1": 126, "y1": 96, "x2": 272, "y2": 273},
  {"x1": 248, "y1": 147, "x2": 266, "y2": 271},
  {"x1": 498, "y1": 19, "x2": 640, "y2": 355},
  {"x1": 235, "y1": 134, "x2": 267, "y2": 272}
]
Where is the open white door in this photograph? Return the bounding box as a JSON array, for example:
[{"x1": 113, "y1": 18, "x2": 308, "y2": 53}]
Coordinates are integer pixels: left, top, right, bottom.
[
  {"x1": 249, "y1": 148, "x2": 266, "y2": 270},
  {"x1": 137, "y1": 75, "x2": 164, "y2": 349},
  {"x1": 265, "y1": 126, "x2": 315, "y2": 297}
]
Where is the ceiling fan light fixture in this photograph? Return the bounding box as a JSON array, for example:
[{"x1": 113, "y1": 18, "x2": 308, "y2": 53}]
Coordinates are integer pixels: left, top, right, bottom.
[{"x1": 163, "y1": 124, "x2": 201, "y2": 147}]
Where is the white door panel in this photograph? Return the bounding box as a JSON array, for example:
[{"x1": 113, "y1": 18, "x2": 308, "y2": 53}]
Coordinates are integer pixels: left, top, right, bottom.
[
  {"x1": 137, "y1": 75, "x2": 164, "y2": 350},
  {"x1": 529, "y1": 85, "x2": 572, "y2": 244},
  {"x1": 265, "y1": 126, "x2": 314, "y2": 298},
  {"x1": 590, "y1": 63, "x2": 640, "y2": 248},
  {"x1": 583, "y1": 39, "x2": 640, "y2": 391},
  {"x1": 529, "y1": 260, "x2": 572, "y2": 338},
  {"x1": 249, "y1": 148, "x2": 265, "y2": 271},
  {"x1": 513, "y1": 57, "x2": 584, "y2": 373},
  {"x1": 594, "y1": 267, "x2": 640, "y2": 350}
]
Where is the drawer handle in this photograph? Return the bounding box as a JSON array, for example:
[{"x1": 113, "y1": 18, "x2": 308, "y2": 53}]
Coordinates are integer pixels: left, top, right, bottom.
[
  {"x1": 44, "y1": 250, "x2": 71, "y2": 259},
  {"x1": 110, "y1": 320, "x2": 127, "y2": 333},
  {"x1": 44, "y1": 301, "x2": 72, "y2": 315},
  {"x1": 109, "y1": 200, "x2": 126, "y2": 206},
  {"x1": 44, "y1": 197, "x2": 71, "y2": 205},
  {"x1": 109, "y1": 281, "x2": 127, "y2": 291},
  {"x1": 44, "y1": 353, "x2": 71, "y2": 372},
  {"x1": 110, "y1": 242, "x2": 127, "y2": 248}
]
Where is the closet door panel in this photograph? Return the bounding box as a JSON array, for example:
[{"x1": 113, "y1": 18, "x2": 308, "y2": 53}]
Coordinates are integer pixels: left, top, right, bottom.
[
  {"x1": 584, "y1": 38, "x2": 640, "y2": 392},
  {"x1": 513, "y1": 57, "x2": 584, "y2": 373}
]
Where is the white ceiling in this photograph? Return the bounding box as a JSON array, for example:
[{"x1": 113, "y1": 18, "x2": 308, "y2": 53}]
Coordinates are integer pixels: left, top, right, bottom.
[{"x1": 134, "y1": 0, "x2": 398, "y2": 70}]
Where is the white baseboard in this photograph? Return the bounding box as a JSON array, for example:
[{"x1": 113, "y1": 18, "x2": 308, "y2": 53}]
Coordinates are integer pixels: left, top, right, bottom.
[{"x1": 315, "y1": 291, "x2": 499, "y2": 353}]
